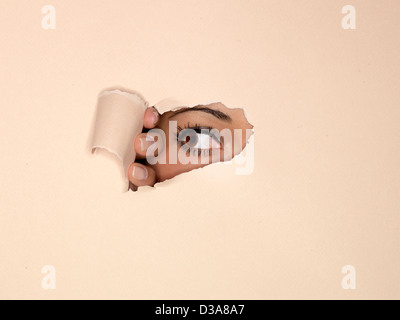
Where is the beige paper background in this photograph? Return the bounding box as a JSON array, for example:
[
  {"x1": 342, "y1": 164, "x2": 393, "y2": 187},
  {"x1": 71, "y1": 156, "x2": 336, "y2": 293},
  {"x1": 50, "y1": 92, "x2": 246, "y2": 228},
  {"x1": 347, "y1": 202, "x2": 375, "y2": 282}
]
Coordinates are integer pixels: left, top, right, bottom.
[{"x1": 0, "y1": 0, "x2": 399, "y2": 300}]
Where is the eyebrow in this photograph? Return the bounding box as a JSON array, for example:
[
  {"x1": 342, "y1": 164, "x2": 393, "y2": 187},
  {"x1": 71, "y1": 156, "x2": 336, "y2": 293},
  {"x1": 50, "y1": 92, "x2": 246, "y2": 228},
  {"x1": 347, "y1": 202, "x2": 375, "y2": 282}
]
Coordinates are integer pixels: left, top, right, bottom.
[{"x1": 169, "y1": 106, "x2": 232, "y2": 122}]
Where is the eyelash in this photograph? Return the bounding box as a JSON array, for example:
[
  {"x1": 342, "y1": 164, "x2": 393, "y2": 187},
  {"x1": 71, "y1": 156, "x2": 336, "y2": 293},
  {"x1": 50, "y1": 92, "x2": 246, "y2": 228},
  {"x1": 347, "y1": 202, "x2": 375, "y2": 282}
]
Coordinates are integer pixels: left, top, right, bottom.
[
  {"x1": 182, "y1": 147, "x2": 216, "y2": 157},
  {"x1": 176, "y1": 123, "x2": 213, "y2": 133}
]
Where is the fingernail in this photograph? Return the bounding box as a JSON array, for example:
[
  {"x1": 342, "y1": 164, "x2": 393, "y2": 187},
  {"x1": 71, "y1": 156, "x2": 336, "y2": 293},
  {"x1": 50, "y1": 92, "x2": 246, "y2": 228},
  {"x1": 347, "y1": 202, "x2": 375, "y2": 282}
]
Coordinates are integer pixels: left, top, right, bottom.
[
  {"x1": 150, "y1": 109, "x2": 159, "y2": 125},
  {"x1": 132, "y1": 166, "x2": 148, "y2": 180}
]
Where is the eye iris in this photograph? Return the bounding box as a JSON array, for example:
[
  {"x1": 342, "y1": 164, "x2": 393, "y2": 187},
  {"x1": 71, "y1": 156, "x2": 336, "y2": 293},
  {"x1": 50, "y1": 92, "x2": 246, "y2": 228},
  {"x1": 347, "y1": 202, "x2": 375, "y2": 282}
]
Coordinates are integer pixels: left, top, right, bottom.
[
  {"x1": 187, "y1": 133, "x2": 198, "y2": 147},
  {"x1": 178, "y1": 130, "x2": 198, "y2": 147}
]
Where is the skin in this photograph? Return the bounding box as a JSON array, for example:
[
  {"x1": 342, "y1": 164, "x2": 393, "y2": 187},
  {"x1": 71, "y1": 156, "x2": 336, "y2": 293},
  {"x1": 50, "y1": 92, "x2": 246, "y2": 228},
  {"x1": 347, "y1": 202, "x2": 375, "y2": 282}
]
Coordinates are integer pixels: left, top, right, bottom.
[{"x1": 128, "y1": 103, "x2": 253, "y2": 190}]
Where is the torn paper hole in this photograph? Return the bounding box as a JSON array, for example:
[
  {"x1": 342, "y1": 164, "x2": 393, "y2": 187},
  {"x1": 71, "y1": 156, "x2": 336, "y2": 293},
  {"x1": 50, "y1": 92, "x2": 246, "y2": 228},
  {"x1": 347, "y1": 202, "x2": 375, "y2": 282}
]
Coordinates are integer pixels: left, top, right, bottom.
[{"x1": 90, "y1": 88, "x2": 254, "y2": 192}]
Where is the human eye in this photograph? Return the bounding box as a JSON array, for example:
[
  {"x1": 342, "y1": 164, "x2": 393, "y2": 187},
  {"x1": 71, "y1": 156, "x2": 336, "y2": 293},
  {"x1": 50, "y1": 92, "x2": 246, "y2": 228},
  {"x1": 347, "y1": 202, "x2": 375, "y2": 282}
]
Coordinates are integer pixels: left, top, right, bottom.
[{"x1": 177, "y1": 124, "x2": 221, "y2": 156}]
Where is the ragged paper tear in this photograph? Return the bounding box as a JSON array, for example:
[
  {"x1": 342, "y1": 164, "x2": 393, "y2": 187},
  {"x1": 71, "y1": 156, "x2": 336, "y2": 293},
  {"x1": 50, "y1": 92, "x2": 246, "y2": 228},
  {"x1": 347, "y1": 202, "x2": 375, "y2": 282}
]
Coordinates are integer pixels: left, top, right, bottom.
[
  {"x1": 91, "y1": 89, "x2": 148, "y2": 187},
  {"x1": 90, "y1": 88, "x2": 254, "y2": 191}
]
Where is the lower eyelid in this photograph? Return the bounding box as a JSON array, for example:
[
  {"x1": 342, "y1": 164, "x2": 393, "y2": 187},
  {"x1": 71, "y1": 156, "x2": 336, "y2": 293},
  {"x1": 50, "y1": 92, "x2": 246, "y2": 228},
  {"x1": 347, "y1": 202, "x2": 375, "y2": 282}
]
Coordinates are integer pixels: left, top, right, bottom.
[{"x1": 192, "y1": 149, "x2": 216, "y2": 157}]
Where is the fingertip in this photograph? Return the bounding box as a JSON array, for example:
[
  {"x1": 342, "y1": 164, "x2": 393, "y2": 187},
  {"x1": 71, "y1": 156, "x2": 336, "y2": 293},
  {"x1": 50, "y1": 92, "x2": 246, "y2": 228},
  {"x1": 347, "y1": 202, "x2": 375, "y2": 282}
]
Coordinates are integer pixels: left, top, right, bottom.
[
  {"x1": 143, "y1": 107, "x2": 160, "y2": 129},
  {"x1": 128, "y1": 163, "x2": 157, "y2": 188},
  {"x1": 134, "y1": 133, "x2": 157, "y2": 159},
  {"x1": 134, "y1": 134, "x2": 144, "y2": 157}
]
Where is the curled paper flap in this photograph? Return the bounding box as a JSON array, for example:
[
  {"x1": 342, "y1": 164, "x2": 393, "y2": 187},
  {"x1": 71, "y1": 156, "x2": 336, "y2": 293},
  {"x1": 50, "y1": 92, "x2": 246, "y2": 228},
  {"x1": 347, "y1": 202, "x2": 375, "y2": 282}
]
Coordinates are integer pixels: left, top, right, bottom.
[{"x1": 91, "y1": 89, "x2": 148, "y2": 188}]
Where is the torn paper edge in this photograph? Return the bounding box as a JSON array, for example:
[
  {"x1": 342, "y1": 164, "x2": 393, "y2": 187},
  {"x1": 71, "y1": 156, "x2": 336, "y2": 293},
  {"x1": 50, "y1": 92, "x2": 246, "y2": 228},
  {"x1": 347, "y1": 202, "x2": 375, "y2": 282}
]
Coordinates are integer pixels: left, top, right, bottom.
[{"x1": 91, "y1": 89, "x2": 148, "y2": 191}]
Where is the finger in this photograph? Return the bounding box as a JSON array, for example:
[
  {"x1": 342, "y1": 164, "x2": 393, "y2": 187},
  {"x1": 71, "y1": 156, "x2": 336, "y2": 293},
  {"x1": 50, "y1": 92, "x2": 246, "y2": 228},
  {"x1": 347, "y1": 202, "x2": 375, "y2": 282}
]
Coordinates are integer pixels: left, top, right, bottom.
[
  {"x1": 129, "y1": 181, "x2": 138, "y2": 192},
  {"x1": 128, "y1": 163, "x2": 157, "y2": 188},
  {"x1": 134, "y1": 133, "x2": 160, "y2": 159},
  {"x1": 143, "y1": 107, "x2": 160, "y2": 129}
]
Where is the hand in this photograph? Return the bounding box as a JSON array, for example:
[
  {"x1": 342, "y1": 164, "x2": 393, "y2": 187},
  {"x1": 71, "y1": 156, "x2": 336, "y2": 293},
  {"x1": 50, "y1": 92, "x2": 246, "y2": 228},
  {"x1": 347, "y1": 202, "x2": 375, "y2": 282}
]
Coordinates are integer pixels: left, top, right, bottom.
[{"x1": 127, "y1": 107, "x2": 161, "y2": 191}]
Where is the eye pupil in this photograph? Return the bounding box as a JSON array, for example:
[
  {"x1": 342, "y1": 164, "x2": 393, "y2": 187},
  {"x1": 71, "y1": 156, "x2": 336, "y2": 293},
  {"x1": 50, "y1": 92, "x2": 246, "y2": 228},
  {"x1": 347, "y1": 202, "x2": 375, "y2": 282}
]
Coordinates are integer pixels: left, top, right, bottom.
[{"x1": 185, "y1": 133, "x2": 198, "y2": 147}]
